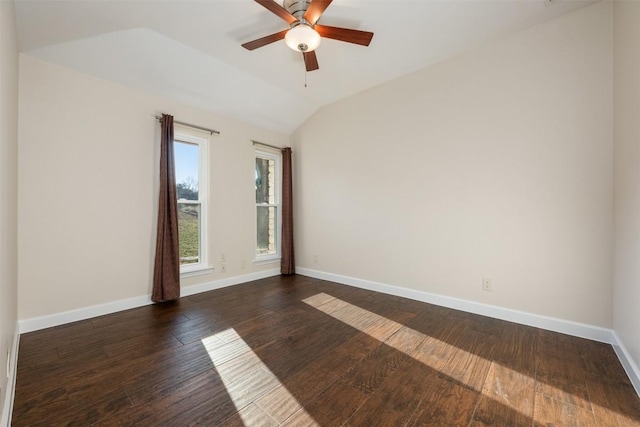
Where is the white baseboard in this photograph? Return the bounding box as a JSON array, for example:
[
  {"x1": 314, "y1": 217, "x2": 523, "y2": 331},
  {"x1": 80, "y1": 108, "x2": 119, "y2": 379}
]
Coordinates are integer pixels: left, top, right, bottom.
[
  {"x1": 296, "y1": 267, "x2": 614, "y2": 343},
  {"x1": 1, "y1": 323, "x2": 19, "y2": 427},
  {"x1": 19, "y1": 269, "x2": 281, "y2": 334},
  {"x1": 612, "y1": 332, "x2": 640, "y2": 396},
  {"x1": 19, "y1": 294, "x2": 152, "y2": 334}
]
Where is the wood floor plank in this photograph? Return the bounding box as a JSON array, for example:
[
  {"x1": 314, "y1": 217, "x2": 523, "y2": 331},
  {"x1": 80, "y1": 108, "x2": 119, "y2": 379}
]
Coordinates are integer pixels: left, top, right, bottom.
[
  {"x1": 296, "y1": 377, "x2": 369, "y2": 425},
  {"x1": 255, "y1": 332, "x2": 382, "y2": 423},
  {"x1": 582, "y1": 341, "x2": 634, "y2": 385},
  {"x1": 14, "y1": 387, "x2": 132, "y2": 427},
  {"x1": 384, "y1": 325, "x2": 427, "y2": 354},
  {"x1": 11, "y1": 387, "x2": 69, "y2": 424},
  {"x1": 537, "y1": 329, "x2": 589, "y2": 359},
  {"x1": 536, "y1": 351, "x2": 592, "y2": 411},
  {"x1": 255, "y1": 384, "x2": 305, "y2": 424},
  {"x1": 97, "y1": 370, "x2": 234, "y2": 427},
  {"x1": 410, "y1": 334, "x2": 459, "y2": 373},
  {"x1": 533, "y1": 392, "x2": 598, "y2": 426},
  {"x1": 588, "y1": 377, "x2": 640, "y2": 427},
  {"x1": 123, "y1": 343, "x2": 227, "y2": 406},
  {"x1": 342, "y1": 342, "x2": 409, "y2": 396},
  {"x1": 103, "y1": 332, "x2": 184, "y2": 359},
  {"x1": 217, "y1": 367, "x2": 281, "y2": 411},
  {"x1": 492, "y1": 322, "x2": 538, "y2": 376},
  {"x1": 280, "y1": 407, "x2": 322, "y2": 426},
  {"x1": 245, "y1": 319, "x2": 364, "y2": 383},
  {"x1": 438, "y1": 341, "x2": 492, "y2": 392},
  {"x1": 471, "y1": 361, "x2": 536, "y2": 426},
  {"x1": 345, "y1": 358, "x2": 433, "y2": 426},
  {"x1": 170, "y1": 317, "x2": 228, "y2": 345},
  {"x1": 408, "y1": 375, "x2": 479, "y2": 427},
  {"x1": 295, "y1": 343, "x2": 409, "y2": 425},
  {"x1": 219, "y1": 403, "x2": 278, "y2": 427},
  {"x1": 214, "y1": 346, "x2": 269, "y2": 382}
]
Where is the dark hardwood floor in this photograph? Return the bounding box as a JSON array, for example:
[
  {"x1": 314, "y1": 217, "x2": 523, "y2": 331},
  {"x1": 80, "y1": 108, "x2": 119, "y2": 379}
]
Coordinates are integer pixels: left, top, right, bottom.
[{"x1": 12, "y1": 275, "x2": 640, "y2": 426}]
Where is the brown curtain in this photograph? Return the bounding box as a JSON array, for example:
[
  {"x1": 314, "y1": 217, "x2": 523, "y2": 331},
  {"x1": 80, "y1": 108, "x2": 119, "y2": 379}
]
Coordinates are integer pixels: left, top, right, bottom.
[
  {"x1": 152, "y1": 114, "x2": 181, "y2": 302},
  {"x1": 281, "y1": 147, "x2": 295, "y2": 275}
]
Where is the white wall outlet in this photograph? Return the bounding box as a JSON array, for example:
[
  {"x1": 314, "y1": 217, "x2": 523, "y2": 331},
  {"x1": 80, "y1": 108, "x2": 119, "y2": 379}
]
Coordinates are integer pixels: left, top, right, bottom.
[
  {"x1": 313, "y1": 254, "x2": 319, "y2": 263},
  {"x1": 220, "y1": 253, "x2": 226, "y2": 262},
  {"x1": 482, "y1": 277, "x2": 492, "y2": 292},
  {"x1": 220, "y1": 264, "x2": 227, "y2": 273}
]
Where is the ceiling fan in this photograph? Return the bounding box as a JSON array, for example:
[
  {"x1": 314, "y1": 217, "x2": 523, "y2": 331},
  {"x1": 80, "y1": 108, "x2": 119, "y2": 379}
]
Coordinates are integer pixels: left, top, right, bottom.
[{"x1": 242, "y1": 0, "x2": 374, "y2": 72}]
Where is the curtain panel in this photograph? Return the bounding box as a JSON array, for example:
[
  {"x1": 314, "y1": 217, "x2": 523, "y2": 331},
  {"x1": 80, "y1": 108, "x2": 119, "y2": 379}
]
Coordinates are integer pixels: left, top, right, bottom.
[
  {"x1": 281, "y1": 147, "x2": 295, "y2": 275},
  {"x1": 152, "y1": 114, "x2": 181, "y2": 302}
]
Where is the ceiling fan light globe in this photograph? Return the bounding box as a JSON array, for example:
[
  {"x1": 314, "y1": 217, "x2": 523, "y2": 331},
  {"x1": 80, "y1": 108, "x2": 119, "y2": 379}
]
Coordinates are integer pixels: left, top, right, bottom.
[{"x1": 285, "y1": 24, "x2": 321, "y2": 52}]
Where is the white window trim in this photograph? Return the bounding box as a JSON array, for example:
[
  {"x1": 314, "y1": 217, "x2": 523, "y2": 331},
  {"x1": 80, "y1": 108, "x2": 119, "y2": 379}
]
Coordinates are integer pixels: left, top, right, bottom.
[
  {"x1": 254, "y1": 148, "x2": 282, "y2": 263},
  {"x1": 175, "y1": 127, "x2": 211, "y2": 276},
  {"x1": 180, "y1": 267, "x2": 215, "y2": 278}
]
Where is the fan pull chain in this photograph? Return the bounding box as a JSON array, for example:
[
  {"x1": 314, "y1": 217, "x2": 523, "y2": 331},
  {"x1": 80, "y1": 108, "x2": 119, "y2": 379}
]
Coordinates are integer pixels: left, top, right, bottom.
[{"x1": 304, "y1": 68, "x2": 308, "y2": 88}]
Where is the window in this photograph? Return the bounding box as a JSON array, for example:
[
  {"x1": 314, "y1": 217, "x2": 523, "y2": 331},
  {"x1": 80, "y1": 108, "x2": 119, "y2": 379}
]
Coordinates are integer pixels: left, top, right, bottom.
[
  {"x1": 174, "y1": 128, "x2": 209, "y2": 273},
  {"x1": 255, "y1": 149, "x2": 281, "y2": 261}
]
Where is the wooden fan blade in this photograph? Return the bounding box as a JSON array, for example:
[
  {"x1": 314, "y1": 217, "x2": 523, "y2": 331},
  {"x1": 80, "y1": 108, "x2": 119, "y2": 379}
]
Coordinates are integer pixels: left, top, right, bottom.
[
  {"x1": 255, "y1": 0, "x2": 297, "y2": 24},
  {"x1": 303, "y1": 0, "x2": 333, "y2": 25},
  {"x1": 242, "y1": 29, "x2": 289, "y2": 50},
  {"x1": 303, "y1": 51, "x2": 319, "y2": 71},
  {"x1": 315, "y1": 24, "x2": 374, "y2": 46}
]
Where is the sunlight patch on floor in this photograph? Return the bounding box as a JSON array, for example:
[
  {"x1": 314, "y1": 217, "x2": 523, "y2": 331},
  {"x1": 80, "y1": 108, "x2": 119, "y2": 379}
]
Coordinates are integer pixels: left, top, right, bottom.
[
  {"x1": 302, "y1": 293, "x2": 535, "y2": 410},
  {"x1": 302, "y1": 292, "x2": 483, "y2": 385},
  {"x1": 202, "y1": 329, "x2": 318, "y2": 426}
]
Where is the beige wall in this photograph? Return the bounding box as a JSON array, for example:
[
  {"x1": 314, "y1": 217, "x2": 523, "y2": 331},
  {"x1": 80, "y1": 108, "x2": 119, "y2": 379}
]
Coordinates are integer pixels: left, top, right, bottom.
[
  {"x1": 0, "y1": 0, "x2": 19, "y2": 416},
  {"x1": 613, "y1": 1, "x2": 640, "y2": 371},
  {"x1": 18, "y1": 55, "x2": 289, "y2": 320},
  {"x1": 292, "y1": 2, "x2": 613, "y2": 327}
]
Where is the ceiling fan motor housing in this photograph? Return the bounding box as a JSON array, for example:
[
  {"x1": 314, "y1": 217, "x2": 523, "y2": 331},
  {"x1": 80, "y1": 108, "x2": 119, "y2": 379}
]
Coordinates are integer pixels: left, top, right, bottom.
[{"x1": 283, "y1": 0, "x2": 312, "y2": 21}]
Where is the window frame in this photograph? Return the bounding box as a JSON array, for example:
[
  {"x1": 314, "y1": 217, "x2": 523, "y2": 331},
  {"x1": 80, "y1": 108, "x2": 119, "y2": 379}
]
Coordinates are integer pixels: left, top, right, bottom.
[
  {"x1": 254, "y1": 148, "x2": 282, "y2": 263},
  {"x1": 174, "y1": 127, "x2": 211, "y2": 276}
]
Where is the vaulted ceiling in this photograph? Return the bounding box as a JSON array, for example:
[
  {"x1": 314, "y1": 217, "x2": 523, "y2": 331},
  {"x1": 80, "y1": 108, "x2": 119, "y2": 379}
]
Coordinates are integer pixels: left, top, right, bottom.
[{"x1": 15, "y1": 0, "x2": 595, "y2": 133}]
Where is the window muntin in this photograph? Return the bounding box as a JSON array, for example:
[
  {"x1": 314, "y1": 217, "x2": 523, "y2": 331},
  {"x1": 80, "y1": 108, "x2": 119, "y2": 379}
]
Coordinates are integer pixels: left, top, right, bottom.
[
  {"x1": 255, "y1": 150, "x2": 281, "y2": 260},
  {"x1": 174, "y1": 129, "x2": 209, "y2": 272}
]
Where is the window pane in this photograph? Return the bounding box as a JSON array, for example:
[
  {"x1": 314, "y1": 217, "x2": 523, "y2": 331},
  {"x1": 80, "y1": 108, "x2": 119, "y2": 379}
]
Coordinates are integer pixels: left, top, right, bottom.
[
  {"x1": 178, "y1": 203, "x2": 200, "y2": 265},
  {"x1": 175, "y1": 141, "x2": 199, "y2": 201},
  {"x1": 256, "y1": 206, "x2": 277, "y2": 255},
  {"x1": 255, "y1": 157, "x2": 275, "y2": 204}
]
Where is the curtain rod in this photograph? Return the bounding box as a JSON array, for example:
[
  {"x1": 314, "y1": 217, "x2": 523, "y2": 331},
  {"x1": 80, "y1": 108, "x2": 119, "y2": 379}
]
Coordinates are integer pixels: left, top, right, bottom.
[
  {"x1": 252, "y1": 140, "x2": 284, "y2": 151},
  {"x1": 155, "y1": 115, "x2": 220, "y2": 135}
]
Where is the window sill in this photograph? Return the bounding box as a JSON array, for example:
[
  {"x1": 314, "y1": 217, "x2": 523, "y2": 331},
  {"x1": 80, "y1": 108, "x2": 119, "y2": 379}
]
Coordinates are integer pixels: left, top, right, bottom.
[
  {"x1": 253, "y1": 257, "x2": 281, "y2": 266},
  {"x1": 180, "y1": 266, "x2": 214, "y2": 279}
]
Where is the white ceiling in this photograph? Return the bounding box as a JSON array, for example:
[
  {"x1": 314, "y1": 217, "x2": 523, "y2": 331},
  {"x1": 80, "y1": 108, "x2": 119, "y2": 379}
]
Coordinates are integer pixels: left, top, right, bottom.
[{"x1": 15, "y1": 0, "x2": 596, "y2": 134}]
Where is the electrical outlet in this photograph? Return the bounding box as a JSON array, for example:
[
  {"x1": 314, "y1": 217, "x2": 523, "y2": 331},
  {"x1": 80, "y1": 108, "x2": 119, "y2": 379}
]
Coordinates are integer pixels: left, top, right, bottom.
[
  {"x1": 220, "y1": 253, "x2": 226, "y2": 263},
  {"x1": 482, "y1": 278, "x2": 492, "y2": 292},
  {"x1": 313, "y1": 254, "x2": 319, "y2": 263},
  {"x1": 220, "y1": 264, "x2": 227, "y2": 273}
]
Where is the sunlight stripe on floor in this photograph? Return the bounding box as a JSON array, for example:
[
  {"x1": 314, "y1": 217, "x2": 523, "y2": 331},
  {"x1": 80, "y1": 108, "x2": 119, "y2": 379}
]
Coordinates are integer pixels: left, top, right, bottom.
[
  {"x1": 302, "y1": 293, "x2": 557, "y2": 423},
  {"x1": 303, "y1": 293, "x2": 488, "y2": 391},
  {"x1": 202, "y1": 329, "x2": 318, "y2": 426}
]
